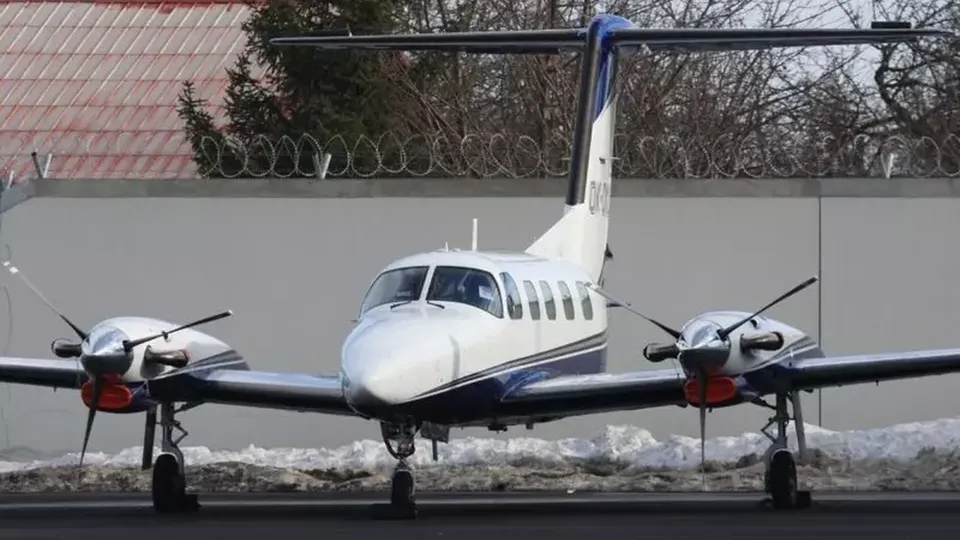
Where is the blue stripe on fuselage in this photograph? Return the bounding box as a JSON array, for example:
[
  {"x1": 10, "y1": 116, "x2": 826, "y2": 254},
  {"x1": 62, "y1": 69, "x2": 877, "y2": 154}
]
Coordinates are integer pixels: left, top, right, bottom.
[
  {"x1": 589, "y1": 14, "x2": 636, "y2": 120},
  {"x1": 371, "y1": 345, "x2": 607, "y2": 425}
]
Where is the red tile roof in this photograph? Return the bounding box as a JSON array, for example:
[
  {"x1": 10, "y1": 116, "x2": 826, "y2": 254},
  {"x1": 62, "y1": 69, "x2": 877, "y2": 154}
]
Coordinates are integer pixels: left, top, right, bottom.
[{"x1": 0, "y1": 1, "x2": 250, "y2": 180}]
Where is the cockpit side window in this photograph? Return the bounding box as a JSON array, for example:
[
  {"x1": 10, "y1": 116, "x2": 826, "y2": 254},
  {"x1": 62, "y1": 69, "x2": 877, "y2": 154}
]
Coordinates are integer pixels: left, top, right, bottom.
[
  {"x1": 500, "y1": 272, "x2": 523, "y2": 319},
  {"x1": 360, "y1": 266, "x2": 428, "y2": 314},
  {"x1": 427, "y1": 266, "x2": 504, "y2": 318}
]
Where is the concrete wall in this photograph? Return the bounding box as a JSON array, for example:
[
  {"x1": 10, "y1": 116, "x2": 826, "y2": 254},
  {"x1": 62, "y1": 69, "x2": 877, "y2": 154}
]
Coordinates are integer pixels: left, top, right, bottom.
[{"x1": 1, "y1": 178, "x2": 959, "y2": 456}]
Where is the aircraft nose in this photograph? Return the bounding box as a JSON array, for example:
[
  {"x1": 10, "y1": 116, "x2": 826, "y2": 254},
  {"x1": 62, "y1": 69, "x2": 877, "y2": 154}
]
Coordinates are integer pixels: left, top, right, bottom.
[
  {"x1": 341, "y1": 318, "x2": 455, "y2": 414},
  {"x1": 344, "y1": 365, "x2": 400, "y2": 411},
  {"x1": 342, "y1": 326, "x2": 423, "y2": 412}
]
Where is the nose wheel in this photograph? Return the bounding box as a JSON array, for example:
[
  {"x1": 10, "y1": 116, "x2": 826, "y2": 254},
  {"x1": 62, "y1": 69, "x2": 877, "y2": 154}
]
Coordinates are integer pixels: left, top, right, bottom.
[
  {"x1": 390, "y1": 462, "x2": 416, "y2": 516},
  {"x1": 380, "y1": 421, "x2": 419, "y2": 519}
]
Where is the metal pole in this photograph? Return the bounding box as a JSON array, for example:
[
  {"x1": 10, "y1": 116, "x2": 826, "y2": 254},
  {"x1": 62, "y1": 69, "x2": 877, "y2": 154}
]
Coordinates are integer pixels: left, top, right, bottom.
[{"x1": 817, "y1": 182, "x2": 823, "y2": 427}]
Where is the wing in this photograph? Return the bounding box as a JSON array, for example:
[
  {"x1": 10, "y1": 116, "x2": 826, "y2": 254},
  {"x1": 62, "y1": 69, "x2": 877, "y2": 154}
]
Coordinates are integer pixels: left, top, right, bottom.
[
  {"x1": 146, "y1": 365, "x2": 357, "y2": 417},
  {"x1": 0, "y1": 356, "x2": 86, "y2": 389},
  {"x1": 787, "y1": 348, "x2": 960, "y2": 390},
  {"x1": 491, "y1": 368, "x2": 688, "y2": 422},
  {"x1": 486, "y1": 347, "x2": 960, "y2": 423}
]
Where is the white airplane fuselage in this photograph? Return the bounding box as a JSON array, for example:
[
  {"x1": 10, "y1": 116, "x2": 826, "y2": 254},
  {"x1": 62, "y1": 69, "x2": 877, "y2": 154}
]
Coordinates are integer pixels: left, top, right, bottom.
[{"x1": 339, "y1": 249, "x2": 608, "y2": 426}]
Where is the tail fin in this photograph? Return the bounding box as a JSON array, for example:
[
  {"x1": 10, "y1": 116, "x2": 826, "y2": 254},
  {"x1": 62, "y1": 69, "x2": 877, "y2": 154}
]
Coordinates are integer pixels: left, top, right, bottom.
[
  {"x1": 523, "y1": 86, "x2": 616, "y2": 283},
  {"x1": 523, "y1": 55, "x2": 617, "y2": 282},
  {"x1": 523, "y1": 16, "x2": 628, "y2": 282},
  {"x1": 270, "y1": 18, "x2": 947, "y2": 285}
]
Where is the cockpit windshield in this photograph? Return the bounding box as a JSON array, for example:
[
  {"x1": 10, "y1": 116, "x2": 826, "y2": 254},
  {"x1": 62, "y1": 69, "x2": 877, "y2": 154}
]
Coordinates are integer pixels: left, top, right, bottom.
[
  {"x1": 427, "y1": 266, "x2": 503, "y2": 317},
  {"x1": 360, "y1": 266, "x2": 429, "y2": 314}
]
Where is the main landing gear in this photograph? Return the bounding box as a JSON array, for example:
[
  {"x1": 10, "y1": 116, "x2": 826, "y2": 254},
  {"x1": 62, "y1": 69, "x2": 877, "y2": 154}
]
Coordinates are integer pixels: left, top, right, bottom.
[
  {"x1": 380, "y1": 421, "x2": 419, "y2": 519},
  {"x1": 756, "y1": 392, "x2": 812, "y2": 510},
  {"x1": 151, "y1": 402, "x2": 200, "y2": 513}
]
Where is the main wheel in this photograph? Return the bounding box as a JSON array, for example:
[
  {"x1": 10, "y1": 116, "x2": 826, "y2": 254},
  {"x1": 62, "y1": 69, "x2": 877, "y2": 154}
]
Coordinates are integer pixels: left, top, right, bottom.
[
  {"x1": 152, "y1": 453, "x2": 186, "y2": 513},
  {"x1": 390, "y1": 469, "x2": 416, "y2": 517},
  {"x1": 768, "y1": 449, "x2": 798, "y2": 510}
]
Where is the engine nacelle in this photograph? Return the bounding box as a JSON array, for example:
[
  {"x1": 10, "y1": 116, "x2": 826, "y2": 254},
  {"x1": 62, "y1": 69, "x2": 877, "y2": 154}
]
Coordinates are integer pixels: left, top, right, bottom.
[{"x1": 740, "y1": 331, "x2": 784, "y2": 353}]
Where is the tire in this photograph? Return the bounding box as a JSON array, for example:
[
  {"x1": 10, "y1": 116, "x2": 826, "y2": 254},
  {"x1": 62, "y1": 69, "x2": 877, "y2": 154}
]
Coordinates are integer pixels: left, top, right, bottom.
[
  {"x1": 152, "y1": 453, "x2": 185, "y2": 513},
  {"x1": 769, "y1": 450, "x2": 798, "y2": 510},
  {"x1": 391, "y1": 469, "x2": 415, "y2": 508}
]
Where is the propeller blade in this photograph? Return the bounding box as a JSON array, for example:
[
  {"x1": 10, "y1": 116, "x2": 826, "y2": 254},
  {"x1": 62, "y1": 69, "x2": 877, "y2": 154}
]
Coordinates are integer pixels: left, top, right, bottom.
[
  {"x1": 77, "y1": 376, "x2": 102, "y2": 479},
  {"x1": 2, "y1": 260, "x2": 88, "y2": 341},
  {"x1": 697, "y1": 367, "x2": 708, "y2": 492},
  {"x1": 588, "y1": 285, "x2": 682, "y2": 340},
  {"x1": 123, "y1": 310, "x2": 233, "y2": 351},
  {"x1": 717, "y1": 276, "x2": 818, "y2": 341}
]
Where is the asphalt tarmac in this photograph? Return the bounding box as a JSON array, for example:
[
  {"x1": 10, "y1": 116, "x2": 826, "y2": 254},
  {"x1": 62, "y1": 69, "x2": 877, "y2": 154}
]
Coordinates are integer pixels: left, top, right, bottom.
[{"x1": 0, "y1": 491, "x2": 957, "y2": 539}]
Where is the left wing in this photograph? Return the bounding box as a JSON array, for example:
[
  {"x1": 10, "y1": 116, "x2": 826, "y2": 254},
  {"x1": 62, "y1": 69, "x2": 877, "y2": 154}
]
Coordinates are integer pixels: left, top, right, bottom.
[
  {"x1": 493, "y1": 368, "x2": 689, "y2": 422},
  {"x1": 785, "y1": 348, "x2": 960, "y2": 391},
  {"x1": 490, "y1": 347, "x2": 960, "y2": 422}
]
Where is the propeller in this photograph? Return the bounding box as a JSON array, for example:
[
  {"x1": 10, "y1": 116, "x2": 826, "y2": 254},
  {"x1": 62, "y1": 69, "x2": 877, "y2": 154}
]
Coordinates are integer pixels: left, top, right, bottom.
[
  {"x1": 2, "y1": 261, "x2": 87, "y2": 344},
  {"x1": 715, "y1": 276, "x2": 819, "y2": 342},
  {"x1": 597, "y1": 276, "x2": 819, "y2": 490},
  {"x1": 589, "y1": 285, "x2": 682, "y2": 340},
  {"x1": 75, "y1": 309, "x2": 232, "y2": 477},
  {"x1": 0, "y1": 259, "x2": 232, "y2": 476}
]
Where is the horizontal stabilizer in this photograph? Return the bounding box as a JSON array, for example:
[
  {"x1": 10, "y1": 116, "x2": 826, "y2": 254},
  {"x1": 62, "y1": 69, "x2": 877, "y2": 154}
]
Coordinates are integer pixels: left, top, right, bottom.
[
  {"x1": 270, "y1": 28, "x2": 586, "y2": 54},
  {"x1": 270, "y1": 23, "x2": 950, "y2": 55},
  {"x1": 610, "y1": 27, "x2": 951, "y2": 53}
]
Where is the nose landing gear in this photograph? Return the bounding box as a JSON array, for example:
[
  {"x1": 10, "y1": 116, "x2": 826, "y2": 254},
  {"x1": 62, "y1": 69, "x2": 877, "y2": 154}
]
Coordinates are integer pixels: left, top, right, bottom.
[{"x1": 380, "y1": 421, "x2": 418, "y2": 519}]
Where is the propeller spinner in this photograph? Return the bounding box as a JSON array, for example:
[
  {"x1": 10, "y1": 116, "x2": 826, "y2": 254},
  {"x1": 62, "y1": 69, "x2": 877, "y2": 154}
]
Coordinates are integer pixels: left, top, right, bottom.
[
  {"x1": 597, "y1": 275, "x2": 818, "y2": 489},
  {"x1": 1, "y1": 260, "x2": 232, "y2": 477}
]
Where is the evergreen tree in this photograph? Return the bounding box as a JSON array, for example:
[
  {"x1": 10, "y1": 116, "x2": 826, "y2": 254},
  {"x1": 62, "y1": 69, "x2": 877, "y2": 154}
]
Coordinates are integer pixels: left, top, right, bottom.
[{"x1": 178, "y1": 0, "x2": 411, "y2": 178}]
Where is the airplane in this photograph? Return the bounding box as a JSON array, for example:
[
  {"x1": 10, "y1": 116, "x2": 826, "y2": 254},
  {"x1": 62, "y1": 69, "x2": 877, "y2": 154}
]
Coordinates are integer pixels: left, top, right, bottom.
[{"x1": 0, "y1": 14, "x2": 954, "y2": 519}]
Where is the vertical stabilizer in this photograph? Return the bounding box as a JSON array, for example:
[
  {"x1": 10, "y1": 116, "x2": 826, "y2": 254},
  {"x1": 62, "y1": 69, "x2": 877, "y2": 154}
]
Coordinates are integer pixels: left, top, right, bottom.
[{"x1": 525, "y1": 15, "x2": 630, "y2": 282}]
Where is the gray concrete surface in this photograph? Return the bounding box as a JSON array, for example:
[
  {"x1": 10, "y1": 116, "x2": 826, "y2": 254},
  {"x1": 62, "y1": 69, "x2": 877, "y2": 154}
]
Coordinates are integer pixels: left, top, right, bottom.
[
  {"x1": 28, "y1": 176, "x2": 960, "y2": 198},
  {"x1": 0, "y1": 190, "x2": 958, "y2": 457},
  {"x1": 0, "y1": 492, "x2": 958, "y2": 540}
]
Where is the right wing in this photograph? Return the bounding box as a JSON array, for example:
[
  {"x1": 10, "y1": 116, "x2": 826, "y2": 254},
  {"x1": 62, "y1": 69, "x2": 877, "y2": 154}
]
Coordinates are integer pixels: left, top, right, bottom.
[
  {"x1": 146, "y1": 362, "x2": 358, "y2": 417},
  {"x1": 0, "y1": 352, "x2": 358, "y2": 417},
  {"x1": 0, "y1": 356, "x2": 86, "y2": 389}
]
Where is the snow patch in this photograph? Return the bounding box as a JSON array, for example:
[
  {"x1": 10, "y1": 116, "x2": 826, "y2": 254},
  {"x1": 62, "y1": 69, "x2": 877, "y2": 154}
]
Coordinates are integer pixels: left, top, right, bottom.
[{"x1": 3, "y1": 417, "x2": 959, "y2": 474}]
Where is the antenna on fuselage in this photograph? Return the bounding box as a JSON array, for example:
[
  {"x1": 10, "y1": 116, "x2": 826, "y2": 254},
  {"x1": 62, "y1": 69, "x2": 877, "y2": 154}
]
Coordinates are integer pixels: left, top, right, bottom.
[{"x1": 471, "y1": 218, "x2": 478, "y2": 251}]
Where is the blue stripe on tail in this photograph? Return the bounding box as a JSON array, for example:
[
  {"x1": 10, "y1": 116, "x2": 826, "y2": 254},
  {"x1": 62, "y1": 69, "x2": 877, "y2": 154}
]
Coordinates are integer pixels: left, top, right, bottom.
[{"x1": 589, "y1": 15, "x2": 637, "y2": 120}]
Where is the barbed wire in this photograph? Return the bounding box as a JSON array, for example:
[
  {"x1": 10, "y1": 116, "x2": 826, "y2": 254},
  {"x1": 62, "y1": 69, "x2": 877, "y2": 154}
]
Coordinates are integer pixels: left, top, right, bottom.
[
  {"x1": 3, "y1": 131, "x2": 960, "y2": 180},
  {"x1": 193, "y1": 131, "x2": 960, "y2": 179}
]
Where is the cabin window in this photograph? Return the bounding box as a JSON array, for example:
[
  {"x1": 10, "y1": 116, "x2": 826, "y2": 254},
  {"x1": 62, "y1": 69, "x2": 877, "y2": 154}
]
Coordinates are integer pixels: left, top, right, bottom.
[
  {"x1": 557, "y1": 281, "x2": 575, "y2": 320},
  {"x1": 427, "y1": 266, "x2": 504, "y2": 318},
  {"x1": 522, "y1": 280, "x2": 541, "y2": 320},
  {"x1": 538, "y1": 280, "x2": 556, "y2": 320},
  {"x1": 576, "y1": 281, "x2": 594, "y2": 320},
  {"x1": 360, "y1": 266, "x2": 429, "y2": 314},
  {"x1": 500, "y1": 272, "x2": 523, "y2": 319}
]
